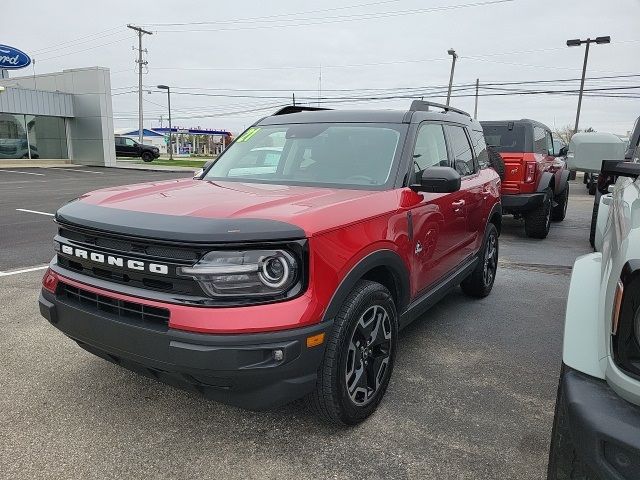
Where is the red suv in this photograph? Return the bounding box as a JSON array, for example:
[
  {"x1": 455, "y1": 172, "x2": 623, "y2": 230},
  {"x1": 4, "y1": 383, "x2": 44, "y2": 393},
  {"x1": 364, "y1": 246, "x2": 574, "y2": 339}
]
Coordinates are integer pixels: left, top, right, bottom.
[
  {"x1": 39, "y1": 102, "x2": 501, "y2": 425},
  {"x1": 482, "y1": 120, "x2": 570, "y2": 238}
]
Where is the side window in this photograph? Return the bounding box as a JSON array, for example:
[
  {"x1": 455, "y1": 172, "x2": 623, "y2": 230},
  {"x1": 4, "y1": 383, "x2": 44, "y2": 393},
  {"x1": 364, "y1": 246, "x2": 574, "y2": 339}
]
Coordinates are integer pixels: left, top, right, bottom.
[
  {"x1": 446, "y1": 125, "x2": 475, "y2": 176},
  {"x1": 545, "y1": 131, "x2": 554, "y2": 156},
  {"x1": 470, "y1": 130, "x2": 489, "y2": 169},
  {"x1": 115, "y1": 137, "x2": 123, "y2": 146},
  {"x1": 124, "y1": 138, "x2": 137, "y2": 147},
  {"x1": 533, "y1": 126, "x2": 547, "y2": 154},
  {"x1": 413, "y1": 123, "x2": 449, "y2": 176}
]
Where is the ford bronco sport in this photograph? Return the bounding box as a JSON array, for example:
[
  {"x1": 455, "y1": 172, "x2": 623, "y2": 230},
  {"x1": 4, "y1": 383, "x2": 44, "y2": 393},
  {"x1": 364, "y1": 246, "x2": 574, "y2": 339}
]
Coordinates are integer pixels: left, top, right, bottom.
[
  {"x1": 547, "y1": 116, "x2": 640, "y2": 479},
  {"x1": 482, "y1": 119, "x2": 570, "y2": 239},
  {"x1": 39, "y1": 102, "x2": 501, "y2": 425}
]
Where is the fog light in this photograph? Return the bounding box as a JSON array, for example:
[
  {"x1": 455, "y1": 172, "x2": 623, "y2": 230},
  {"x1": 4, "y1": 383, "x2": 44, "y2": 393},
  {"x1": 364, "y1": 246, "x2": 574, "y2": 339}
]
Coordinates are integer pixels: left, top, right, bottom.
[{"x1": 273, "y1": 349, "x2": 284, "y2": 361}]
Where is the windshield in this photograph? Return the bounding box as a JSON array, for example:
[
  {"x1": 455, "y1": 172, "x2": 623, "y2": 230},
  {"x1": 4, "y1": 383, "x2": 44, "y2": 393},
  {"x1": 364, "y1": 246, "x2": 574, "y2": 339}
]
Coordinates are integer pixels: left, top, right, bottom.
[
  {"x1": 483, "y1": 124, "x2": 526, "y2": 153},
  {"x1": 203, "y1": 123, "x2": 405, "y2": 189}
]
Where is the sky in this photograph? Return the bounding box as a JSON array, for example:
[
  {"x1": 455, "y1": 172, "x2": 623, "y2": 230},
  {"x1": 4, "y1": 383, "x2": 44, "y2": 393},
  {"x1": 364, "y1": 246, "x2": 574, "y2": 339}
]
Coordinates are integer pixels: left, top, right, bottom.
[{"x1": 2, "y1": 0, "x2": 639, "y2": 135}]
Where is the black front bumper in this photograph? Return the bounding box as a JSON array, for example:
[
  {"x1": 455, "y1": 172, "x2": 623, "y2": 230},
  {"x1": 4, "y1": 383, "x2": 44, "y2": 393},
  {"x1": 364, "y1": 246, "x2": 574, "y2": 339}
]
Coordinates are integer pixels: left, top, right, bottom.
[
  {"x1": 39, "y1": 289, "x2": 330, "y2": 410},
  {"x1": 501, "y1": 192, "x2": 545, "y2": 214},
  {"x1": 562, "y1": 367, "x2": 640, "y2": 479}
]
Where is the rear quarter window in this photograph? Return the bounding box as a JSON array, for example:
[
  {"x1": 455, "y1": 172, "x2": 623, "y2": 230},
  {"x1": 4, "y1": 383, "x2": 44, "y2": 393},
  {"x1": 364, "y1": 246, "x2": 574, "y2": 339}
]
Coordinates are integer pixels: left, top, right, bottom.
[{"x1": 470, "y1": 130, "x2": 489, "y2": 169}]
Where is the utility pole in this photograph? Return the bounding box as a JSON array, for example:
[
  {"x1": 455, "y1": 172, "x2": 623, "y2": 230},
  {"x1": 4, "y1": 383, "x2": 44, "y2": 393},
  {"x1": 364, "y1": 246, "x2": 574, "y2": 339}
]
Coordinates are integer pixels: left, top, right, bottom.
[
  {"x1": 566, "y1": 36, "x2": 610, "y2": 133},
  {"x1": 318, "y1": 65, "x2": 322, "y2": 107},
  {"x1": 446, "y1": 48, "x2": 458, "y2": 106},
  {"x1": 292, "y1": 92, "x2": 296, "y2": 106},
  {"x1": 127, "y1": 24, "x2": 153, "y2": 143},
  {"x1": 473, "y1": 78, "x2": 479, "y2": 119},
  {"x1": 157, "y1": 85, "x2": 173, "y2": 160},
  {"x1": 159, "y1": 114, "x2": 163, "y2": 128}
]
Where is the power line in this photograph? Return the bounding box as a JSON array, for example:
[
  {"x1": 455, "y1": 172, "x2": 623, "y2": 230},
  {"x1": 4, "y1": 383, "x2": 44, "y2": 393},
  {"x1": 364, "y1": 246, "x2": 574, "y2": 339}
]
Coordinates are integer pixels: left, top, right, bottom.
[{"x1": 150, "y1": 0, "x2": 515, "y2": 33}]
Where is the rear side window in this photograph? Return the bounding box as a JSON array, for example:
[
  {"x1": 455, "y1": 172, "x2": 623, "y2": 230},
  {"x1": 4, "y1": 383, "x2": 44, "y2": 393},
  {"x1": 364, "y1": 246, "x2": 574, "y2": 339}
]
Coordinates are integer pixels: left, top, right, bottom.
[
  {"x1": 533, "y1": 126, "x2": 547, "y2": 154},
  {"x1": 483, "y1": 124, "x2": 526, "y2": 153},
  {"x1": 470, "y1": 130, "x2": 489, "y2": 169},
  {"x1": 446, "y1": 125, "x2": 475, "y2": 176},
  {"x1": 413, "y1": 123, "x2": 449, "y2": 175}
]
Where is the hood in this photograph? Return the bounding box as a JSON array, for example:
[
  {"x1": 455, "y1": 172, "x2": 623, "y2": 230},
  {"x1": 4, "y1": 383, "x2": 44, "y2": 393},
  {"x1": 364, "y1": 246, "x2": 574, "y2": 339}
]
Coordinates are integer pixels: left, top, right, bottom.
[{"x1": 57, "y1": 179, "x2": 396, "y2": 242}]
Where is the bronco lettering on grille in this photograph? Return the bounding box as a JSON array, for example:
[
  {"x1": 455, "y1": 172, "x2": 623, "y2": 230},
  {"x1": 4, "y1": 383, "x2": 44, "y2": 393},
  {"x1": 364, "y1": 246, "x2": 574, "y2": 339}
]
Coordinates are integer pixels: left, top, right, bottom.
[{"x1": 60, "y1": 244, "x2": 169, "y2": 275}]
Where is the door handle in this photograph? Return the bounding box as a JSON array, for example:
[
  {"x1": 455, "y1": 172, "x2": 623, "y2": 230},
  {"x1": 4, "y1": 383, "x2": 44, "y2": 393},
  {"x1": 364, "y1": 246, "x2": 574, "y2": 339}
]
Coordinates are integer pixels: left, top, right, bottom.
[{"x1": 452, "y1": 200, "x2": 466, "y2": 208}]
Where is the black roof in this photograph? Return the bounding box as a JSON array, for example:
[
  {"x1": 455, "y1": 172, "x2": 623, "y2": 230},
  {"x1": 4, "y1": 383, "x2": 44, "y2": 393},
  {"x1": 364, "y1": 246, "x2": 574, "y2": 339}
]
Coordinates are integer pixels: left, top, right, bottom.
[
  {"x1": 481, "y1": 119, "x2": 552, "y2": 131},
  {"x1": 257, "y1": 106, "x2": 479, "y2": 129}
]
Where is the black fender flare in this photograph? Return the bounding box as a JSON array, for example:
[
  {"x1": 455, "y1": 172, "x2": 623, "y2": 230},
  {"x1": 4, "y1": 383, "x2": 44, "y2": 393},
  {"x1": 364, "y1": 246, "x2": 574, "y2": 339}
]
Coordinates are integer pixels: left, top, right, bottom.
[
  {"x1": 536, "y1": 172, "x2": 555, "y2": 193},
  {"x1": 555, "y1": 169, "x2": 570, "y2": 195},
  {"x1": 321, "y1": 249, "x2": 410, "y2": 322}
]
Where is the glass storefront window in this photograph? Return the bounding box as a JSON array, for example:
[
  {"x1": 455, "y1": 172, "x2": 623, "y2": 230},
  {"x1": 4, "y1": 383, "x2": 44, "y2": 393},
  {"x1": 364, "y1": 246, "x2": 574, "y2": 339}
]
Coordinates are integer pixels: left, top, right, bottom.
[
  {"x1": 0, "y1": 113, "x2": 28, "y2": 159},
  {"x1": 25, "y1": 115, "x2": 68, "y2": 159},
  {"x1": 0, "y1": 114, "x2": 68, "y2": 159}
]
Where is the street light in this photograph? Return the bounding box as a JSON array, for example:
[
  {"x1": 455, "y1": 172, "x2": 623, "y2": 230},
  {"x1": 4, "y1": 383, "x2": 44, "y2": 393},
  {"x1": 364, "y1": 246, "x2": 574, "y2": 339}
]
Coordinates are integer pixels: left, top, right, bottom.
[
  {"x1": 157, "y1": 84, "x2": 173, "y2": 160},
  {"x1": 566, "y1": 36, "x2": 611, "y2": 133},
  {"x1": 446, "y1": 48, "x2": 458, "y2": 106}
]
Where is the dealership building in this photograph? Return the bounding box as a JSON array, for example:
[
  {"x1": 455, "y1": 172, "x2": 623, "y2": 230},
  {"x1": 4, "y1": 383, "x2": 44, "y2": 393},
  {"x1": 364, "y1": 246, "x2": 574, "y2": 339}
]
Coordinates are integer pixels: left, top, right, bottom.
[{"x1": 0, "y1": 66, "x2": 115, "y2": 165}]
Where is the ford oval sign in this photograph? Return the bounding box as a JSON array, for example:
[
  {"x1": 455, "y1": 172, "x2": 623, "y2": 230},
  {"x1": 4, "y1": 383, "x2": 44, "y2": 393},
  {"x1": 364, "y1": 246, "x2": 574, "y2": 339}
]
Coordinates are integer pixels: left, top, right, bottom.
[{"x1": 0, "y1": 45, "x2": 31, "y2": 70}]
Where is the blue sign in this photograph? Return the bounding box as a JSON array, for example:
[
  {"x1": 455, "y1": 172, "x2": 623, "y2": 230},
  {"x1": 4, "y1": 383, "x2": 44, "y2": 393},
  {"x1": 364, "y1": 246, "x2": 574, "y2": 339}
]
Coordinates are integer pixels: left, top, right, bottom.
[{"x1": 0, "y1": 45, "x2": 31, "y2": 70}]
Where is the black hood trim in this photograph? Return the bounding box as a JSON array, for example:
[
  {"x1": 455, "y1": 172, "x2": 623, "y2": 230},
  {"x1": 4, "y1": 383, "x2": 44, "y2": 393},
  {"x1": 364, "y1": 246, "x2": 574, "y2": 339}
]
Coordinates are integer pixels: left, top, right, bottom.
[{"x1": 55, "y1": 201, "x2": 306, "y2": 243}]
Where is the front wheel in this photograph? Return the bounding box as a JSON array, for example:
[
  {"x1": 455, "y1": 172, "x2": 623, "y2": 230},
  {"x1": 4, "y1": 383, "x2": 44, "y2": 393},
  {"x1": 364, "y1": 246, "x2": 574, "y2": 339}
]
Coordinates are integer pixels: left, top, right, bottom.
[
  {"x1": 306, "y1": 280, "x2": 398, "y2": 425},
  {"x1": 141, "y1": 151, "x2": 154, "y2": 162},
  {"x1": 461, "y1": 222, "x2": 499, "y2": 298}
]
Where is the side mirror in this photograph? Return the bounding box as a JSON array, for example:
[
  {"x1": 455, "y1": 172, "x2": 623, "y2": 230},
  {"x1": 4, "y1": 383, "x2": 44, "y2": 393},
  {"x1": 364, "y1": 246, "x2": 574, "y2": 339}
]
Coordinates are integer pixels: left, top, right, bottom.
[
  {"x1": 601, "y1": 159, "x2": 640, "y2": 179},
  {"x1": 411, "y1": 166, "x2": 461, "y2": 193},
  {"x1": 558, "y1": 146, "x2": 568, "y2": 157}
]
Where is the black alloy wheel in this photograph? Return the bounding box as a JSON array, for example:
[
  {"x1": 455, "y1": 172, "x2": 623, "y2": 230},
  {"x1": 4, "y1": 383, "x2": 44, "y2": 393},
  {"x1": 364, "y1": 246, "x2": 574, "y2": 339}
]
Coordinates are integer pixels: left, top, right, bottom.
[{"x1": 344, "y1": 305, "x2": 392, "y2": 406}]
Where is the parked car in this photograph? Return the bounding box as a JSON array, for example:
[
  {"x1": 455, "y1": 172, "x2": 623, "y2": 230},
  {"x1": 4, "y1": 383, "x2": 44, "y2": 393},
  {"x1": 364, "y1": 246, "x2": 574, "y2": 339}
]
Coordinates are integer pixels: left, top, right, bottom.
[
  {"x1": 582, "y1": 120, "x2": 640, "y2": 249},
  {"x1": 567, "y1": 132, "x2": 627, "y2": 196},
  {"x1": 547, "y1": 120, "x2": 640, "y2": 479},
  {"x1": 39, "y1": 102, "x2": 502, "y2": 425},
  {"x1": 482, "y1": 119, "x2": 570, "y2": 239},
  {"x1": 115, "y1": 135, "x2": 160, "y2": 162}
]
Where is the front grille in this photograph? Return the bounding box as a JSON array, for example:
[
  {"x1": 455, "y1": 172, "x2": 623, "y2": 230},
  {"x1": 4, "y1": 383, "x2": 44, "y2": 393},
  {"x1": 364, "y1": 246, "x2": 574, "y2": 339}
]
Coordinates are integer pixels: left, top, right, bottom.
[
  {"x1": 56, "y1": 224, "x2": 205, "y2": 296},
  {"x1": 58, "y1": 227, "x2": 200, "y2": 261},
  {"x1": 59, "y1": 283, "x2": 170, "y2": 327}
]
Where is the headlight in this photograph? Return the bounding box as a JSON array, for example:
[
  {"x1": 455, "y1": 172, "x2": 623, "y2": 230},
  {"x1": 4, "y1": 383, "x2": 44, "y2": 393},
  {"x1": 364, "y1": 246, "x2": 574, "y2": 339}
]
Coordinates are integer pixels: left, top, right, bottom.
[{"x1": 178, "y1": 249, "x2": 299, "y2": 298}]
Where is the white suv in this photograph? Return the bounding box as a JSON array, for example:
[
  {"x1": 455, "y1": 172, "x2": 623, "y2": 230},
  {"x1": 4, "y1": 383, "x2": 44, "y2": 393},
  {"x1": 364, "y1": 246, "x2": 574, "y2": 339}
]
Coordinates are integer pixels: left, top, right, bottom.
[{"x1": 547, "y1": 120, "x2": 640, "y2": 479}]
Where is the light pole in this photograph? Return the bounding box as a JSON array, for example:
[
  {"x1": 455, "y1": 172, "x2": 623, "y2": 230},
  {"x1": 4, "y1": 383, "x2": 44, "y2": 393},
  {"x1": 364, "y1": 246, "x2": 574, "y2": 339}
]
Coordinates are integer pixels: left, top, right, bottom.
[
  {"x1": 157, "y1": 85, "x2": 173, "y2": 160},
  {"x1": 566, "y1": 36, "x2": 610, "y2": 133},
  {"x1": 446, "y1": 48, "x2": 458, "y2": 106}
]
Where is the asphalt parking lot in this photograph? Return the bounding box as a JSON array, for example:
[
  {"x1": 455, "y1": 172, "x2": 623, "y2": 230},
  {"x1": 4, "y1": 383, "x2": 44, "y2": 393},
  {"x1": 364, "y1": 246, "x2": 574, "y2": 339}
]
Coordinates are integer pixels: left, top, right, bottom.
[{"x1": 0, "y1": 168, "x2": 593, "y2": 480}]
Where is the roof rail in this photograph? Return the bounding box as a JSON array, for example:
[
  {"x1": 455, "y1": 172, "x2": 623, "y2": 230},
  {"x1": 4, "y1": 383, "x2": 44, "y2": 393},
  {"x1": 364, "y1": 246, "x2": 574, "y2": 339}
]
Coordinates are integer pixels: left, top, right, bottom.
[
  {"x1": 409, "y1": 100, "x2": 470, "y2": 117},
  {"x1": 272, "y1": 105, "x2": 332, "y2": 116}
]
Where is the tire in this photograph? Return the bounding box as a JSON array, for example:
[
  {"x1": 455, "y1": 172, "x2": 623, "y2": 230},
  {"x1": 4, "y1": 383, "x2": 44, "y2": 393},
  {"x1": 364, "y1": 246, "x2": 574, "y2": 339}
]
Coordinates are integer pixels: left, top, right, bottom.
[
  {"x1": 589, "y1": 195, "x2": 599, "y2": 249},
  {"x1": 552, "y1": 183, "x2": 569, "y2": 222},
  {"x1": 305, "y1": 280, "x2": 398, "y2": 425},
  {"x1": 461, "y1": 222, "x2": 499, "y2": 298},
  {"x1": 547, "y1": 369, "x2": 598, "y2": 480},
  {"x1": 588, "y1": 181, "x2": 596, "y2": 196},
  {"x1": 583, "y1": 173, "x2": 589, "y2": 185},
  {"x1": 141, "y1": 151, "x2": 154, "y2": 162},
  {"x1": 569, "y1": 170, "x2": 577, "y2": 181},
  {"x1": 487, "y1": 146, "x2": 505, "y2": 180},
  {"x1": 524, "y1": 188, "x2": 553, "y2": 239}
]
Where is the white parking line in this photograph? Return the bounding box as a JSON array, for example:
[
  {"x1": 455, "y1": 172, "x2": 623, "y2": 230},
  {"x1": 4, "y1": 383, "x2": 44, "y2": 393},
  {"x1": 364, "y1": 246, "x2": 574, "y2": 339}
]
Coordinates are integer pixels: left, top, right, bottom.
[
  {"x1": 0, "y1": 170, "x2": 45, "y2": 176},
  {"x1": 59, "y1": 168, "x2": 104, "y2": 174},
  {"x1": 0, "y1": 265, "x2": 49, "y2": 277},
  {"x1": 16, "y1": 208, "x2": 55, "y2": 217}
]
